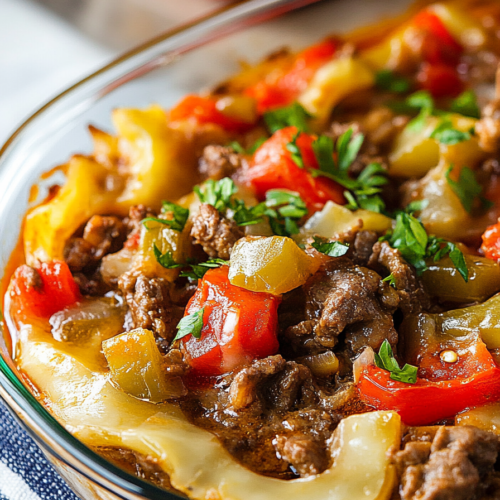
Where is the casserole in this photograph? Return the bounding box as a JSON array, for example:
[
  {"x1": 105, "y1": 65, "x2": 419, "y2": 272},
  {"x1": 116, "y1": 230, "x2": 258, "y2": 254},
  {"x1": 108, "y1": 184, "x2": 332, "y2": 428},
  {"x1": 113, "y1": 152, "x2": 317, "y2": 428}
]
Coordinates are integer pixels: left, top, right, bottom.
[{"x1": 6, "y1": 0, "x2": 496, "y2": 498}]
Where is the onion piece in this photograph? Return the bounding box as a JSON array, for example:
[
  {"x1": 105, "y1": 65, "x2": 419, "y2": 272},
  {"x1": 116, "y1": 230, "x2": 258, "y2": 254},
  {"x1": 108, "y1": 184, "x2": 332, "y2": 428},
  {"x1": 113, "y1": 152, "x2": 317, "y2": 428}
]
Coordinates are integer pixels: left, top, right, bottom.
[
  {"x1": 49, "y1": 297, "x2": 124, "y2": 344},
  {"x1": 101, "y1": 247, "x2": 135, "y2": 283},
  {"x1": 353, "y1": 347, "x2": 375, "y2": 384},
  {"x1": 298, "y1": 351, "x2": 339, "y2": 377}
]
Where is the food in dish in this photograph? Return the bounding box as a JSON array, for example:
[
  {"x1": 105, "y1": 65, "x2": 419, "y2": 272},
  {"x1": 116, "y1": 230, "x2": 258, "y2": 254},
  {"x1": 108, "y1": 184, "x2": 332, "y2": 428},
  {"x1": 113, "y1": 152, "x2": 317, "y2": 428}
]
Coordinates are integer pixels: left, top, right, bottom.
[{"x1": 5, "y1": 1, "x2": 500, "y2": 498}]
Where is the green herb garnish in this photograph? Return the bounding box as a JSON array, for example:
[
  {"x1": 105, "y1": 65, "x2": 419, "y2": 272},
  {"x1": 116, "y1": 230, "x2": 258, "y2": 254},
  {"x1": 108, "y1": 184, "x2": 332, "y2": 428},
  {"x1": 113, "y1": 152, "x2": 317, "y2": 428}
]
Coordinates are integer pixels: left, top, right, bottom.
[
  {"x1": 286, "y1": 131, "x2": 304, "y2": 168},
  {"x1": 311, "y1": 236, "x2": 349, "y2": 257},
  {"x1": 173, "y1": 308, "x2": 205, "y2": 341},
  {"x1": 450, "y1": 90, "x2": 480, "y2": 119},
  {"x1": 374, "y1": 339, "x2": 418, "y2": 384},
  {"x1": 445, "y1": 166, "x2": 493, "y2": 214},
  {"x1": 430, "y1": 120, "x2": 471, "y2": 145},
  {"x1": 229, "y1": 137, "x2": 267, "y2": 155},
  {"x1": 375, "y1": 70, "x2": 411, "y2": 94},
  {"x1": 382, "y1": 273, "x2": 397, "y2": 288},
  {"x1": 195, "y1": 178, "x2": 237, "y2": 212},
  {"x1": 263, "y1": 102, "x2": 312, "y2": 134},
  {"x1": 228, "y1": 140, "x2": 246, "y2": 154},
  {"x1": 384, "y1": 212, "x2": 468, "y2": 281},
  {"x1": 142, "y1": 202, "x2": 189, "y2": 232},
  {"x1": 153, "y1": 245, "x2": 183, "y2": 270},
  {"x1": 180, "y1": 259, "x2": 228, "y2": 281},
  {"x1": 405, "y1": 199, "x2": 429, "y2": 214},
  {"x1": 311, "y1": 130, "x2": 387, "y2": 213},
  {"x1": 161, "y1": 201, "x2": 189, "y2": 231},
  {"x1": 263, "y1": 190, "x2": 308, "y2": 237},
  {"x1": 405, "y1": 90, "x2": 435, "y2": 132}
]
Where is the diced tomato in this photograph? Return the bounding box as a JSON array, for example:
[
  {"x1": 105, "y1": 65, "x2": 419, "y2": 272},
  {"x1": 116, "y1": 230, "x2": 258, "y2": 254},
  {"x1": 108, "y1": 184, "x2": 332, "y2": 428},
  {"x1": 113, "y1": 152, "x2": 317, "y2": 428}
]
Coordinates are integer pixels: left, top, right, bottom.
[
  {"x1": 358, "y1": 336, "x2": 500, "y2": 426},
  {"x1": 8, "y1": 261, "x2": 81, "y2": 321},
  {"x1": 169, "y1": 95, "x2": 254, "y2": 133},
  {"x1": 411, "y1": 10, "x2": 463, "y2": 66},
  {"x1": 417, "y1": 62, "x2": 463, "y2": 98},
  {"x1": 181, "y1": 266, "x2": 281, "y2": 377},
  {"x1": 481, "y1": 222, "x2": 500, "y2": 261},
  {"x1": 245, "y1": 39, "x2": 338, "y2": 113},
  {"x1": 407, "y1": 9, "x2": 464, "y2": 98},
  {"x1": 241, "y1": 126, "x2": 345, "y2": 212}
]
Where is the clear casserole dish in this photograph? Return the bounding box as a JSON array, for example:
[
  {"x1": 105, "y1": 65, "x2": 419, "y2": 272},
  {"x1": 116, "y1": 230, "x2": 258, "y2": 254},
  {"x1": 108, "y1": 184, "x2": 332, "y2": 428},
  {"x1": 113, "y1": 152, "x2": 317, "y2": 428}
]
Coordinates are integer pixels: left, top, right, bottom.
[{"x1": 0, "y1": 0, "x2": 416, "y2": 498}]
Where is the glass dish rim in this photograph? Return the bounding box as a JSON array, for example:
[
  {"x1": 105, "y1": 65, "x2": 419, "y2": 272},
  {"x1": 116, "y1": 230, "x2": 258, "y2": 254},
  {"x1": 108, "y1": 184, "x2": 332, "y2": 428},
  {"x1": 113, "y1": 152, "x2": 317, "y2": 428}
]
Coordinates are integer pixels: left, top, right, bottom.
[{"x1": 0, "y1": 0, "x2": 323, "y2": 498}]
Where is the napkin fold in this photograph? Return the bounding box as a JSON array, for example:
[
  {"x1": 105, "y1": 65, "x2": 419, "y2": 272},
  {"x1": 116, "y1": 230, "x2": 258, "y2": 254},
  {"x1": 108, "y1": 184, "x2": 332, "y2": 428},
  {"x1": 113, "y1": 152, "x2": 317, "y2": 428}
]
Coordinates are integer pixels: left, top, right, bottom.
[{"x1": 0, "y1": 401, "x2": 77, "y2": 500}]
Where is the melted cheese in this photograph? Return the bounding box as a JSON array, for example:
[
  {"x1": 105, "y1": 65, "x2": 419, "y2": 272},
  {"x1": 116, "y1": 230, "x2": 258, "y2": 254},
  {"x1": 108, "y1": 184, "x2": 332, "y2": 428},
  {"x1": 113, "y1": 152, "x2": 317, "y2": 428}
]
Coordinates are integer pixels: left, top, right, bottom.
[{"x1": 17, "y1": 324, "x2": 401, "y2": 500}]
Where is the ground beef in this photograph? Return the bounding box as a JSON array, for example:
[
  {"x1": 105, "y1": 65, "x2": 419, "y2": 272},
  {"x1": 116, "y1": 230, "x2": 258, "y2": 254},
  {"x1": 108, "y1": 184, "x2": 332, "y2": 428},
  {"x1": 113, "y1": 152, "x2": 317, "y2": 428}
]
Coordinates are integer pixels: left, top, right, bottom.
[
  {"x1": 118, "y1": 271, "x2": 184, "y2": 347},
  {"x1": 181, "y1": 354, "x2": 340, "y2": 479},
  {"x1": 126, "y1": 204, "x2": 155, "y2": 235},
  {"x1": 349, "y1": 230, "x2": 380, "y2": 266},
  {"x1": 476, "y1": 98, "x2": 500, "y2": 154},
  {"x1": 83, "y1": 215, "x2": 126, "y2": 259},
  {"x1": 368, "y1": 241, "x2": 430, "y2": 315},
  {"x1": 96, "y1": 447, "x2": 181, "y2": 494},
  {"x1": 191, "y1": 203, "x2": 243, "y2": 259},
  {"x1": 229, "y1": 355, "x2": 287, "y2": 410},
  {"x1": 289, "y1": 258, "x2": 399, "y2": 353},
  {"x1": 162, "y1": 348, "x2": 189, "y2": 377},
  {"x1": 199, "y1": 145, "x2": 243, "y2": 180},
  {"x1": 393, "y1": 426, "x2": 500, "y2": 500},
  {"x1": 64, "y1": 215, "x2": 126, "y2": 273}
]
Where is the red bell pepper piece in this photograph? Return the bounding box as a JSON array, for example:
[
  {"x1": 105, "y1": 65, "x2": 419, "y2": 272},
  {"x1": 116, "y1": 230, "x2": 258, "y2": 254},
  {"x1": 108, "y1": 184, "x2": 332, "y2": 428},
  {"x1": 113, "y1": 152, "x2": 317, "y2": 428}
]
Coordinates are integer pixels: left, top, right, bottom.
[
  {"x1": 481, "y1": 222, "x2": 500, "y2": 261},
  {"x1": 9, "y1": 261, "x2": 81, "y2": 321},
  {"x1": 411, "y1": 10, "x2": 463, "y2": 66},
  {"x1": 245, "y1": 39, "x2": 338, "y2": 113},
  {"x1": 181, "y1": 266, "x2": 281, "y2": 377},
  {"x1": 357, "y1": 335, "x2": 500, "y2": 426},
  {"x1": 241, "y1": 126, "x2": 345, "y2": 212},
  {"x1": 416, "y1": 62, "x2": 463, "y2": 98},
  {"x1": 409, "y1": 10, "x2": 464, "y2": 98},
  {"x1": 169, "y1": 95, "x2": 254, "y2": 133}
]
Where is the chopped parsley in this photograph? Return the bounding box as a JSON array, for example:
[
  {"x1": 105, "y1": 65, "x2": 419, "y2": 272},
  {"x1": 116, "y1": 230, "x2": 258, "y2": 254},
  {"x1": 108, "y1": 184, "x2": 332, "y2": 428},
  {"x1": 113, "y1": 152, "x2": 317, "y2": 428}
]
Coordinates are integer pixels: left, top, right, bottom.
[
  {"x1": 405, "y1": 199, "x2": 429, "y2": 214},
  {"x1": 405, "y1": 90, "x2": 435, "y2": 132},
  {"x1": 173, "y1": 308, "x2": 205, "y2": 341},
  {"x1": 375, "y1": 70, "x2": 411, "y2": 94},
  {"x1": 383, "y1": 212, "x2": 468, "y2": 281},
  {"x1": 286, "y1": 131, "x2": 304, "y2": 168},
  {"x1": 426, "y1": 237, "x2": 468, "y2": 282},
  {"x1": 375, "y1": 340, "x2": 418, "y2": 384},
  {"x1": 180, "y1": 259, "x2": 228, "y2": 281},
  {"x1": 264, "y1": 190, "x2": 308, "y2": 236},
  {"x1": 228, "y1": 137, "x2": 267, "y2": 155},
  {"x1": 445, "y1": 166, "x2": 493, "y2": 214},
  {"x1": 311, "y1": 130, "x2": 388, "y2": 213},
  {"x1": 228, "y1": 140, "x2": 246, "y2": 154},
  {"x1": 450, "y1": 90, "x2": 480, "y2": 119},
  {"x1": 194, "y1": 178, "x2": 308, "y2": 236},
  {"x1": 247, "y1": 137, "x2": 267, "y2": 154},
  {"x1": 153, "y1": 245, "x2": 182, "y2": 270},
  {"x1": 263, "y1": 102, "x2": 312, "y2": 134},
  {"x1": 311, "y1": 236, "x2": 349, "y2": 257},
  {"x1": 382, "y1": 273, "x2": 396, "y2": 288},
  {"x1": 430, "y1": 119, "x2": 471, "y2": 145},
  {"x1": 194, "y1": 178, "x2": 237, "y2": 212},
  {"x1": 142, "y1": 202, "x2": 189, "y2": 232}
]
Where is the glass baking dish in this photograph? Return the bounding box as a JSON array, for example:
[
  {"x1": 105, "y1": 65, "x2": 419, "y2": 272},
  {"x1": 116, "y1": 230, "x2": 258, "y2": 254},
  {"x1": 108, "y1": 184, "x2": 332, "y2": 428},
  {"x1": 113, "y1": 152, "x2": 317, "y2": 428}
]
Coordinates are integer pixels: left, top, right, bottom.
[{"x1": 0, "y1": 0, "x2": 412, "y2": 498}]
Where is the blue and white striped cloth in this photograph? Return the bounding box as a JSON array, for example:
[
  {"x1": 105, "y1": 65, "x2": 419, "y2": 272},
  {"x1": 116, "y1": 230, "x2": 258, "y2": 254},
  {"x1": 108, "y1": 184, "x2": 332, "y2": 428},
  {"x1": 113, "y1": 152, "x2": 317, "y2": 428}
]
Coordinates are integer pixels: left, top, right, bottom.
[{"x1": 0, "y1": 400, "x2": 77, "y2": 500}]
